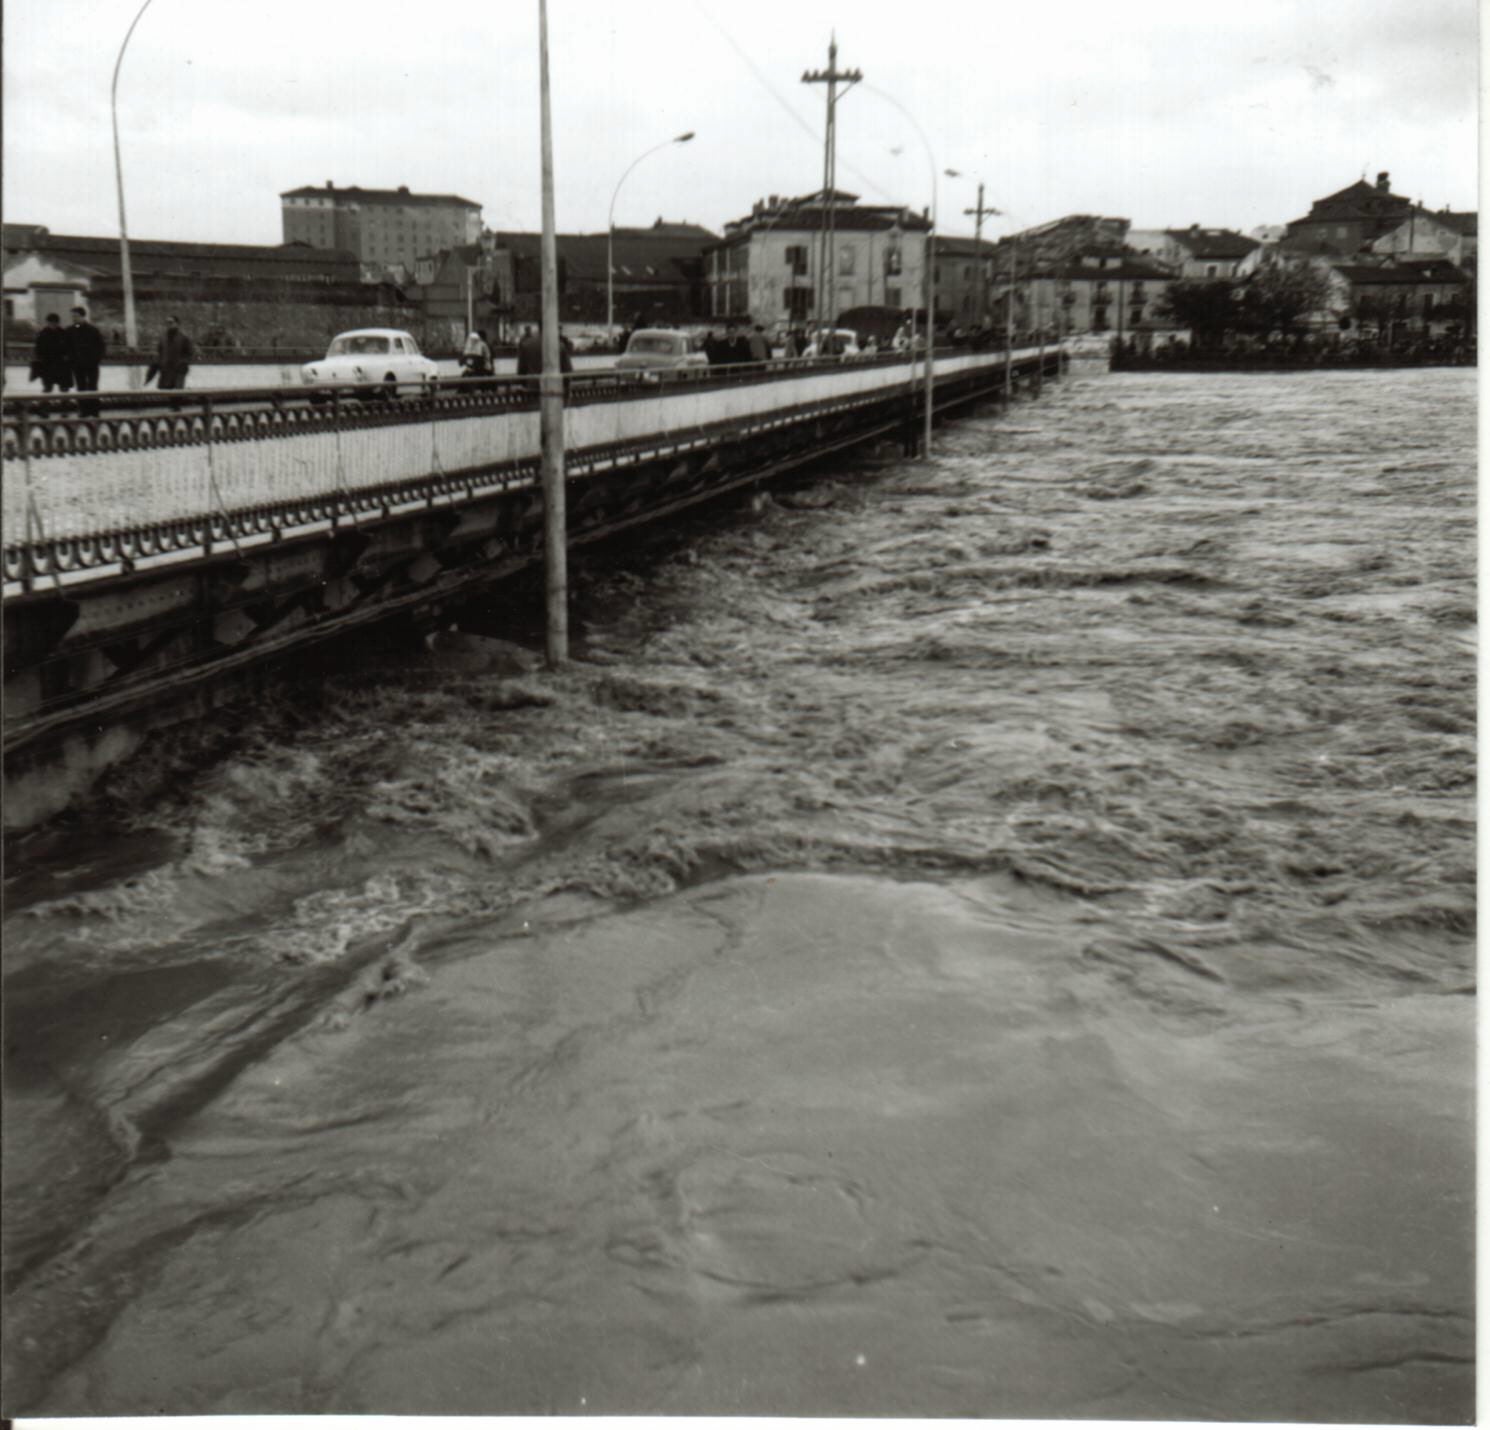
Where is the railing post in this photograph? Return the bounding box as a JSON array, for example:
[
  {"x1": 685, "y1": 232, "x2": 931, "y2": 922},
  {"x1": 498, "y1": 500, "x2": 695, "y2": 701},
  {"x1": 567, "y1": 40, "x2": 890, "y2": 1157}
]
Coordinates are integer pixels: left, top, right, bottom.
[{"x1": 19, "y1": 402, "x2": 36, "y2": 595}]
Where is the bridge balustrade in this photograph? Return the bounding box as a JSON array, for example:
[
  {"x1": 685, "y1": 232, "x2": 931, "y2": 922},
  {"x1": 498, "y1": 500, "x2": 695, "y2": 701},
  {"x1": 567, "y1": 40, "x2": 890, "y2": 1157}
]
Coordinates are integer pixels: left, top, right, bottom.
[{"x1": 3, "y1": 347, "x2": 1035, "y2": 590}]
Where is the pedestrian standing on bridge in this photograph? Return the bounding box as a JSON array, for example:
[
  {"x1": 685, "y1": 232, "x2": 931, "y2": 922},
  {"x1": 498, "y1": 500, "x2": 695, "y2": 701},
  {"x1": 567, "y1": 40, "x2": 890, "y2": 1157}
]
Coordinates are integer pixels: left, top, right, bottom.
[
  {"x1": 66, "y1": 306, "x2": 105, "y2": 415},
  {"x1": 146, "y1": 316, "x2": 195, "y2": 391},
  {"x1": 30, "y1": 313, "x2": 73, "y2": 393},
  {"x1": 748, "y1": 324, "x2": 771, "y2": 365},
  {"x1": 516, "y1": 325, "x2": 541, "y2": 376},
  {"x1": 461, "y1": 327, "x2": 493, "y2": 377}
]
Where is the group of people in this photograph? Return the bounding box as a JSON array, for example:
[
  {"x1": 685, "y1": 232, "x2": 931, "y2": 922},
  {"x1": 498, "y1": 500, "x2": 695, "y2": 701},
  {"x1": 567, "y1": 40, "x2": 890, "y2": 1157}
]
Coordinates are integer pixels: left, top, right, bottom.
[{"x1": 28, "y1": 308, "x2": 196, "y2": 408}]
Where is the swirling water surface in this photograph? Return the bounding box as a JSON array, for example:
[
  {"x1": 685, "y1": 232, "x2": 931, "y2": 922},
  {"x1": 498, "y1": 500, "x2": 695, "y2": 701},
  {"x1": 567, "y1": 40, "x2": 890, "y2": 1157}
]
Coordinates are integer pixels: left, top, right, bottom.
[{"x1": 2, "y1": 365, "x2": 1475, "y2": 1420}]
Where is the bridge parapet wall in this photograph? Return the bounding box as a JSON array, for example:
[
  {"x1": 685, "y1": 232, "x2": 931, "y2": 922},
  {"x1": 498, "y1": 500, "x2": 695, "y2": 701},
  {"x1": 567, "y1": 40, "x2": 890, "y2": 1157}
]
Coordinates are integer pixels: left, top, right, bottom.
[{"x1": 3, "y1": 352, "x2": 1010, "y2": 550}]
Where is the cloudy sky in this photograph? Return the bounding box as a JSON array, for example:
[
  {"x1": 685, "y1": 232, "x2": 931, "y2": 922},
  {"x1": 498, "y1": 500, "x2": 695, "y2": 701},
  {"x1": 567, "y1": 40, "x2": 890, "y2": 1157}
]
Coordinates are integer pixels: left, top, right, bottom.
[{"x1": 3, "y1": 0, "x2": 1479, "y2": 248}]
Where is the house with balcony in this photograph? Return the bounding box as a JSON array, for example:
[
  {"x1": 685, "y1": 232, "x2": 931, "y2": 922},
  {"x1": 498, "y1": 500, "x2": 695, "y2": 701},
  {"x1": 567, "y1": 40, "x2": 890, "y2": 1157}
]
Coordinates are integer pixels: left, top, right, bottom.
[
  {"x1": 704, "y1": 190, "x2": 930, "y2": 326},
  {"x1": 1016, "y1": 249, "x2": 1174, "y2": 337}
]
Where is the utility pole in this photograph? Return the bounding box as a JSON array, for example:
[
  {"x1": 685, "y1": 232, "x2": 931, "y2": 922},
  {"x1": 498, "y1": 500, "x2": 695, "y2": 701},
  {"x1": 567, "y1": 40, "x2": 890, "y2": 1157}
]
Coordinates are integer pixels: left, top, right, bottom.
[
  {"x1": 802, "y1": 35, "x2": 861, "y2": 337},
  {"x1": 537, "y1": 0, "x2": 567, "y2": 666},
  {"x1": 1004, "y1": 242, "x2": 1016, "y2": 399},
  {"x1": 963, "y1": 184, "x2": 999, "y2": 325}
]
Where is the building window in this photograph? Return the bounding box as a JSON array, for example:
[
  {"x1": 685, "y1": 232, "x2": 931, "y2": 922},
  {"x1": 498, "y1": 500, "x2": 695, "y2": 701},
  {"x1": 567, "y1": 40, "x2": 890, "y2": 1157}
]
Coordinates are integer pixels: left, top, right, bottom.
[
  {"x1": 885, "y1": 247, "x2": 902, "y2": 275},
  {"x1": 1131, "y1": 305, "x2": 1144, "y2": 324},
  {"x1": 785, "y1": 244, "x2": 808, "y2": 276},
  {"x1": 839, "y1": 245, "x2": 855, "y2": 276},
  {"x1": 1093, "y1": 305, "x2": 1109, "y2": 331},
  {"x1": 1205, "y1": 264, "x2": 1218, "y2": 278},
  {"x1": 886, "y1": 285, "x2": 902, "y2": 308}
]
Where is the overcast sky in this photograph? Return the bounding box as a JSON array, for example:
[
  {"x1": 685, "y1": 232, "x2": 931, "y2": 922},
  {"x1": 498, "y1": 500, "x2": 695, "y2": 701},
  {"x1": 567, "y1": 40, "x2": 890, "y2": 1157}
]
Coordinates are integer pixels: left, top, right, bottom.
[{"x1": 3, "y1": 0, "x2": 1479, "y2": 249}]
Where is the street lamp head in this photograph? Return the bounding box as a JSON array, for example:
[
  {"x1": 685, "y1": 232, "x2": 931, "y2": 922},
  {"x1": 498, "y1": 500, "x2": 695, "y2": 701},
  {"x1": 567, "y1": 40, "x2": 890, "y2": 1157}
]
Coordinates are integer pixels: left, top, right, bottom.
[{"x1": 675, "y1": 131, "x2": 695, "y2": 143}]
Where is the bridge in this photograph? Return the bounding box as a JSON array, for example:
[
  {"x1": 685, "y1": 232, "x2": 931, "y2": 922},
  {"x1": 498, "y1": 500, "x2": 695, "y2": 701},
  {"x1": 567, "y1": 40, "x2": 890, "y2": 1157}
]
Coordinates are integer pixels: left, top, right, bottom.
[{"x1": 3, "y1": 344, "x2": 1062, "y2": 826}]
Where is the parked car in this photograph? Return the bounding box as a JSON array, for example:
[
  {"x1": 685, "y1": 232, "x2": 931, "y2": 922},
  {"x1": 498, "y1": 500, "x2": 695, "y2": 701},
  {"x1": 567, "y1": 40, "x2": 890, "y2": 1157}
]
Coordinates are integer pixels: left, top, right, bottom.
[
  {"x1": 802, "y1": 328, "x2": 863, "y2": 359},
  {"x1": 615, "y1": 329, "x2": 709, "y2": 374},
  {"x1": 302, "y1": 329, "x2": 440, "y2": 399}
]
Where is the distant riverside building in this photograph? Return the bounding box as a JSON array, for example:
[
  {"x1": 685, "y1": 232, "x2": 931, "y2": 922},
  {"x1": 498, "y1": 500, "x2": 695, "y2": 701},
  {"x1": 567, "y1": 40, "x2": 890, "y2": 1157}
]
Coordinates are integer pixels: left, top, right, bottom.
[
  {"x1": 2, "y1": 223, "x2": 408, "y2": 349},
  {"x1": 705, "y1": 190, "x2": 931, "y2": 325},
  {"x1": 1370, "y1": 208, "x2": 1477, "y2": 267},
  {"x1": 476, "y1": 220, "x2": 716, "y2": 328},
  {"x1": 1019, "y1": 249, "x2": 1174, "y2": 337},
  {"x1": 280, "y1": 182, "x2": 483, "y2": 281},
  {"x1": 932, "y1": 235, "x2": 999, "y2": 325},
  {"x1": 1126, "y1": 226, "x2": 1262, "y2": 280},
  {"x1": 1282, "y1": 172, "x2": 1415, "y2": 257}
]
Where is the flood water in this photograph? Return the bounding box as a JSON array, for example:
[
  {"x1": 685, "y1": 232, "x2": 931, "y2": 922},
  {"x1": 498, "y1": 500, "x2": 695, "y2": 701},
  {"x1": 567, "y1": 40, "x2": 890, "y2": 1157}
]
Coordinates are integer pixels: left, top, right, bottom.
[{"x1": 2, "y1": 364, "x2": 1476, "y2": 1420}]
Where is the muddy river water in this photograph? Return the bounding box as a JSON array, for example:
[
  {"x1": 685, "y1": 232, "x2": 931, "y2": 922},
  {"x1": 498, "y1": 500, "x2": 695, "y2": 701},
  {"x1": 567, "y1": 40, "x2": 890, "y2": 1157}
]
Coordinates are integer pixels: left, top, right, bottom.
[{"x1": 1, "y1": 364, "x2": 1475, "y2": 1420}]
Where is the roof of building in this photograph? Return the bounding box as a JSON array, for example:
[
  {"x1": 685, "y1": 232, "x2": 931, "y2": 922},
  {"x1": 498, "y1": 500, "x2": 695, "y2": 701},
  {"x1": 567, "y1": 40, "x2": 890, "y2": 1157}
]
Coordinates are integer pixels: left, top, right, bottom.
[
  {"x1": 1035, "y1": 258, "x2": 1172, "y2": 282},
  {"x1": 1391, "y1": 209, "x2": 1479, "y2": 238},
  {"x1": 718, "y1": 191, "x2": 931, "y2": 240},
  {"x1": 1331, "y1": 260, "x2": 1468, "y2": 285},
  {"x1": 280, "y1": 183, "x2": 481, "y2": 209},
  {"x1": 2, "y1": 231, "x2": 363, "y2": 279},
  {"x1": 1291, "y1": 177, "x2": 1415, "y2": 227},
  {"x1": 1164, "y1": 227, "x2": 1260, "y2": 259},
  {"x1": 615, "y1": 220, "x2": 718, "y2": 240},
  {"x1": 491, "y1": 230, "x2": 709, "y2": 283},
  {"x1": 933, "y1": 236, "x2": 999, "y2": 258}
]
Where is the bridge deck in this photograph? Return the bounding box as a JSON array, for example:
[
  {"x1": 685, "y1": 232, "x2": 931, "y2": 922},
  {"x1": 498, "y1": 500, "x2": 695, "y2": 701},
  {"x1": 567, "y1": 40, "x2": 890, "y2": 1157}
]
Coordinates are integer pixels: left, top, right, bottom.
[{"x1": 3, "y1": 348, "x2": 1048, "y2": 595}]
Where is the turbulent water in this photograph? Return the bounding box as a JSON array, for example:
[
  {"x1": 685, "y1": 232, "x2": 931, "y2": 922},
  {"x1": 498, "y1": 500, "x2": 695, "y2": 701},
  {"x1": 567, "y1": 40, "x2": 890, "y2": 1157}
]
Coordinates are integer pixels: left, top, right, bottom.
[{"x1": 2, "y1": 365, "x2": 1476, "y2": 1421}]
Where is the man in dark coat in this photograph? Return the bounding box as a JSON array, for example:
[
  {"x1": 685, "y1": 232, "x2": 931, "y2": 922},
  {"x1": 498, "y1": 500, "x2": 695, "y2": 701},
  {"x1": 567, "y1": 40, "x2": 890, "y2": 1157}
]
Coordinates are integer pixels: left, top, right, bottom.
[
  {"x1": 66, "y1": 306, "x2": 105, "y2": 414},
  {"x1": 30, "y1": 313, "x2": 73, "y2": 393},
  {"x1": 516, "y1": 325, "x2": 541, "y2": 375},
  {"x1": 516, "y1": 325, "x2": 572, "y2": 376},
  {"x1": 146, "y1": 316, "x2": 195, "y2": 390}
]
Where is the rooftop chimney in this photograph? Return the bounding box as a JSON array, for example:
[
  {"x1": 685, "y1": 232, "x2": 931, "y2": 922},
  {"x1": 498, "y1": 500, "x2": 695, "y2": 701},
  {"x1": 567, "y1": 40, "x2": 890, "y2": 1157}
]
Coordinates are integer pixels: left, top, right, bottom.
[
  {"x1": 325, "y1": 180, "x2": 333, "y2": 188},
  {"x1": 1376, "y1": 171, "x2": 1390, "y2": 192},
  {"x1": 398, "y1": 185, "x2": 409, "y2": 194}
]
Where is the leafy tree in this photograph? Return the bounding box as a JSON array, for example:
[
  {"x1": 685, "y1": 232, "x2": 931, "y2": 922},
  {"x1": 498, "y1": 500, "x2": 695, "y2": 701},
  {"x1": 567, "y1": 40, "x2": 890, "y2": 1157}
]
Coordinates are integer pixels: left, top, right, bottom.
[
  {"x1": 1154, "y1": 280, "x2": 1242, "y2": 347},
  {"x1": 1237, "y1": 264, "x2": 1337, "y2": 339}
]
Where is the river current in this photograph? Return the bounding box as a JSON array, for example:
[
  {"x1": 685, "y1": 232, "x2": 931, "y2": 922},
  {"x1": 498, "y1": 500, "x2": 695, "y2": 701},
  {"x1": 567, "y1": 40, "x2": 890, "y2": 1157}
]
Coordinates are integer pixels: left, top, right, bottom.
[{"x1": 1, "y1": 364, "x2": 1476, "y2": 1421}]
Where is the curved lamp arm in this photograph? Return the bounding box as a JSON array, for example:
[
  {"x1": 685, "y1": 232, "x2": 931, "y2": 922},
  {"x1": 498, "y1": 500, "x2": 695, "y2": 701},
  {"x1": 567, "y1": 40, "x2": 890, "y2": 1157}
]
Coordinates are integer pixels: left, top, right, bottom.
[{"x1": 608, "y1": 131, "x2": 695, "y2": 230}]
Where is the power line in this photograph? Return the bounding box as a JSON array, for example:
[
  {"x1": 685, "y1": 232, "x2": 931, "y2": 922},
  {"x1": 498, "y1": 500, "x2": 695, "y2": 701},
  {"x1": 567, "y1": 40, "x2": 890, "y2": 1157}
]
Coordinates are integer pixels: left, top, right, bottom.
[{"x1": 689, "y1": 3, "x2": 899, "y2": 207}]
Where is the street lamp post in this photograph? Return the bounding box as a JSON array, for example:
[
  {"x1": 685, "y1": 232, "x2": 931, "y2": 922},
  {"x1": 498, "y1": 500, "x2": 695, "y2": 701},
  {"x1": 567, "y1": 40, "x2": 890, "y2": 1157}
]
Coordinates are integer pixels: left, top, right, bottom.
[
  {"x1": 607, "y1": 131, "x2": 694, "y2": 340},
  {"x1": 112, "y1": 0, "x2": 155, "y2": 352},
  {"x1": 537, "y1": 0, "x2": 566, "y2": 666}
]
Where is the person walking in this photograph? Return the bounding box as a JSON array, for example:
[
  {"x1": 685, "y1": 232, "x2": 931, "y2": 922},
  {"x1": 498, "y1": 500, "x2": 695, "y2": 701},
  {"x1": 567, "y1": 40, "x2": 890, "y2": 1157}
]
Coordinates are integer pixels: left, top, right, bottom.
[
  {"x1": 30, "y1": 313, "x2": 73, "y2": 393},
  {"x1": 145, "y1": 315, "x2": 195, "y2": 390},
  {"x1": 461, "y1": 327, "x2": 493, "y2": 377},
  {"x1": 66, "y1": 306, "x2": 105, "y2": 415},
  {"x1": 516, "y1": 324, "x2": 570, "y2": 377},
  {"x1": 516, "y1": 325, "x2": 541, "y2": 376},
  {"x1": 747, "y1": 323, "x2": 771, "y2": 365}
]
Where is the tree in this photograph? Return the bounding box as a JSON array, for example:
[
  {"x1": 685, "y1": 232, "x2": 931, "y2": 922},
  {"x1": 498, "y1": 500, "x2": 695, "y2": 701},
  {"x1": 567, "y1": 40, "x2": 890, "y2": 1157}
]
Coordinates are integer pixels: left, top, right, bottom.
[
  {"x1": 1154, "y1": 280, "x2": 1242, "y2": 348},
  {"x1": 1237, "y1": 263, "x2": 1337, "y2": 340}
]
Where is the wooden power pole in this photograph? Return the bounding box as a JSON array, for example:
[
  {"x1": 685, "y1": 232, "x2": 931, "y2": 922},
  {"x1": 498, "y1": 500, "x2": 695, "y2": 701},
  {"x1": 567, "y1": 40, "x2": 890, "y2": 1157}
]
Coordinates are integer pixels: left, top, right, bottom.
[
  {"x1": 537, "y1": 0, "x2": 567, "y2": 666},
  {"x1": 963, "y1": 184, "x2": 1000, "y2": 325},
  {"x1": 802, "y1": 36, "x2": 861, "y2": 336}
]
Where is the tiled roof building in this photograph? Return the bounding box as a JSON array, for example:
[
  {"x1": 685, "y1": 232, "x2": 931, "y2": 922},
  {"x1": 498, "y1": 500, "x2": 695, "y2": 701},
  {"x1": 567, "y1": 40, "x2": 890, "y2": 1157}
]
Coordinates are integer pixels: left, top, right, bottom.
[{"x1": 1282, "y1": 171, "x2": 1416, "y2": 256}]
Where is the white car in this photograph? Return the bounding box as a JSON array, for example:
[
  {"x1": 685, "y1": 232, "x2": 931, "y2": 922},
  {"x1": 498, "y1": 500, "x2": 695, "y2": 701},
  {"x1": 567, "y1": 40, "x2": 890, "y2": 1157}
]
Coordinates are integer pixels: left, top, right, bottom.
[
  {"x1": 615, "y1": 329, "x2": 710, "y2": 374},
  {"x1": 803, "y1": 328, "x2": 863, "y2": 359},
  {"x1": 302, "y1": 329, "x2": 439, "y2": 398}
]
